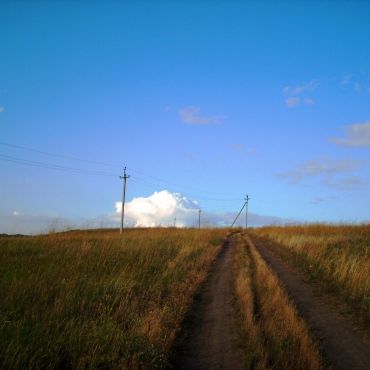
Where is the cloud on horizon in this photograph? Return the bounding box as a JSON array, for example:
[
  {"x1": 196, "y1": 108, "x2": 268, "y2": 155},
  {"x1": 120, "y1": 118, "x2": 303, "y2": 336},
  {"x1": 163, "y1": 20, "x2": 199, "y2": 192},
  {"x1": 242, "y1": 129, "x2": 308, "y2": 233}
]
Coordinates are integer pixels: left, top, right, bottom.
[
  {"x1": 0, "y1": 191, "x2": 295, "y2": 234},
  {"x1": 0, "y1": 211, "x2": 117, "y2": 235},
  {"x1": 330, "y1": 121, "x2": 370, "y2": 148},
  {"x1": 179, "y1": 106, "x2": 223, "y2": 125},
  {"x1": 115, "y1": 190, "x2": 200, "y2": 227},
  {"x1": 114, "y1": 190, "x2": 294, "y2": 227}
]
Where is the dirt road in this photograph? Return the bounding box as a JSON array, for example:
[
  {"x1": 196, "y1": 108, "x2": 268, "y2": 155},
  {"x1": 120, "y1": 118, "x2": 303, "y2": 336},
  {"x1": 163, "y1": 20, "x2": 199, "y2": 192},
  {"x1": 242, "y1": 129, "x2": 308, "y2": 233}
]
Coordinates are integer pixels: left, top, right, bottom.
[
  {"x1": 170, "y1": 233, "x2": 370, "y2": 370},
  {"x1": 249, "y1": 235, "x2": 370, "y2": 370},
  {"x1": 170, "y1": 236, "x2": 244, "y2": 370}
]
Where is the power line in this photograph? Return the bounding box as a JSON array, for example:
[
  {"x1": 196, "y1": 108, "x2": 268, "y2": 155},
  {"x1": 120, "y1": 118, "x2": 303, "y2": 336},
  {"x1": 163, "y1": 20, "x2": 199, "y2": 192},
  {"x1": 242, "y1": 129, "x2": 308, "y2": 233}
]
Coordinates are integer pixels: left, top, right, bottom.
[
  {"x1": 129, "y1": 175, "x2": 241, "y2": 201},
  {"x1": 130, "y1": 176, "x2": 242, "y2": 203},
  {"x1": 0, "y1": 142, "x2": 121, "y2": 168},
  {"x1": 0, "y1": 156, "x2": 244, "y2": 209},
  {"x1": 0, "y1": 154, "x2": 118, "y2": 177},
  {"x1": 0, "y1": 141, "x2": 240, "y2": 199},
  {"x1": 1, "y1": 147, "x2": 252, "y2": 228},
  {"x1": 0, "y1": 143, "x2": 246, "y2": 213},
  {"x1": 0, "y1": 153, "x2": 242, "y2": 206},
  {"x1": 127, "y1": 167, "x2": 236, "y2": 198}
]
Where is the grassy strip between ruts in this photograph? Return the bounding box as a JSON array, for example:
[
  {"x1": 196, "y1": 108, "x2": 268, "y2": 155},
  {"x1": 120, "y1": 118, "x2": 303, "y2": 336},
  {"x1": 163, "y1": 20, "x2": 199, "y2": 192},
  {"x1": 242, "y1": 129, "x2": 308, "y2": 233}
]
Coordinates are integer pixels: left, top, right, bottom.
[
  {"x1": 233, "y1": 233, "x2": 324, "y2": 370},
  {"x1": 0, "y1": 228, "x2": 227, "y2": 369},
  {"x1": 251, "y1": 225, "x2": 370, "y2": 329}
]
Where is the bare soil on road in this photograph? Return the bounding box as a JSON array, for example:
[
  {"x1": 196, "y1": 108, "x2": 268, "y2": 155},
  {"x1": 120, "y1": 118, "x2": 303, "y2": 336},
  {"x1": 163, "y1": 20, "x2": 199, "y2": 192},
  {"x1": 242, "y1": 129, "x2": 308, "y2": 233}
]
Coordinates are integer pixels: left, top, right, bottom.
[
  {"x1": 249, "y1": 234, "x2": 370, "y2": 370},
  {"x1": 169, "y1": 235, "x2": 244, "y2": 370}
]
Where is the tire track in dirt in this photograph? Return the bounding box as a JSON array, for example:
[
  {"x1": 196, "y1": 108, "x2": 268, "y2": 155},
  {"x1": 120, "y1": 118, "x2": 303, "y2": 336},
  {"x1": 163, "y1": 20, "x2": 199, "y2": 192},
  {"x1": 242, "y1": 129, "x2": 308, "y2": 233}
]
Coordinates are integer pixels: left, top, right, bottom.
[
  {"x1": 243, "y1": 241, "x2": 262, "y2": 321},
  {"x1": 169, "y1": 234, "x2": 244, "y2": 370},
  {"x1": 248, "y1": 234, "x2": 370, "y2": 370}
]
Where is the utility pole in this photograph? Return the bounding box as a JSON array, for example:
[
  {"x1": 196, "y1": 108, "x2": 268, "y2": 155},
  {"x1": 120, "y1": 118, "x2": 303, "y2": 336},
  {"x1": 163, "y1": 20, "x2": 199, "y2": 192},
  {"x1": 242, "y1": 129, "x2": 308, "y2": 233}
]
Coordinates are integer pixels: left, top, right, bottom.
[
  {"x1": 174, "y1": 217, "x2": 177, "y2": 228},
  {"x1": 231, "y1": 195, "x2": 251, "y2": 228},
  {"x1": 245, "y1": 194, "x2": 250, "y2": 229},
  {"x1": 198, "y1": 209, "x2": 201, "y2": 229},
  {"x1": 119, "y1": 167, "x2": 130, "y2": 234}
]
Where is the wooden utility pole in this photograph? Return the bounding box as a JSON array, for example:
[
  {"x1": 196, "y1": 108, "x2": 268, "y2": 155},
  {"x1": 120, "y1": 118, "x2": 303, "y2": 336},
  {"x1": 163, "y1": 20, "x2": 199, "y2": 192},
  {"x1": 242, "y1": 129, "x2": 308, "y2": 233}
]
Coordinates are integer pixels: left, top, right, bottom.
[
  {"x1": 198, "y1": 209, "x2": 201, "y2": 229},
  {"x1": 245, "y1": 194, "x2": 250, "y2": 229},
  {"x1": 120, "y1": 167, "x2": 130, "y2": 234}
]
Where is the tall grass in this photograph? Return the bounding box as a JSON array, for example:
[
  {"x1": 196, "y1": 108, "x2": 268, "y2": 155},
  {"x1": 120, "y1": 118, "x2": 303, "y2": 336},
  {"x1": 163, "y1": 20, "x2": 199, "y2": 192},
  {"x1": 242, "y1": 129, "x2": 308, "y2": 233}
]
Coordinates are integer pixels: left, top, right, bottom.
[
  {"x1": 252, "y1": 225, "x2": 370, "y2": 327},
  {"x1": 0, "y1": 228, "x2": 227, "y2": 369},
  {"x1": 234, "y1": 233, "x2": 324, "y2": 370}
]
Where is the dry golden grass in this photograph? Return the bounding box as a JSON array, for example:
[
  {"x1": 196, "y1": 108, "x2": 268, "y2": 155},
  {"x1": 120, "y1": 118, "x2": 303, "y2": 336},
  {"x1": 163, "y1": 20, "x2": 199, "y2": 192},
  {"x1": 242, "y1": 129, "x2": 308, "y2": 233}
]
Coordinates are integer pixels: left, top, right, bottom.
[
  {"x1": 233, "y1": 234, "x2": 268, "y2": 369},
  {"x1": 0, "y1": 228, "x2": 227, "y2": 369},
  {"x1": 234, "y1": 233, "x2": 324, "y2": 370},
  {"x1": 252, "y1": 225, "x2": 370, "y2": 326}
]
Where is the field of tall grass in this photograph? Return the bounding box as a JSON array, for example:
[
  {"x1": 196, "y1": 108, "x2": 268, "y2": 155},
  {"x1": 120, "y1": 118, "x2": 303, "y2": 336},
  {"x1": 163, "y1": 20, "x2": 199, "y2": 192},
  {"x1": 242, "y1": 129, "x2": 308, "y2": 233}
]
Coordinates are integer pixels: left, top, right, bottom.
[
  {"x1": 251, "y1": 225, "x2": 370, "y2": 328},
  {"x1": 233, "y1": 233, "x2": 324, "y2": 370},
  {"x1": 0, "y1": 228, "x2": 227, "y2": 369}
]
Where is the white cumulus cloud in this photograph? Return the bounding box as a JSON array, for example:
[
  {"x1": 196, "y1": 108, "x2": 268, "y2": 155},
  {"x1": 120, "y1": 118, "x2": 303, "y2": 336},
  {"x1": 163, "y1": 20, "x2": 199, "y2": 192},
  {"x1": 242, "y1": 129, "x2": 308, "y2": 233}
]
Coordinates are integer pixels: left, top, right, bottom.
[
  {"x1": 115, "y1": 190, "x2": 294, "y2": 228},
  {"x1": 115, "y1": 190, "x2": 199, "y2": 227},
  {"x1": 0, "y1": 191, "x2": 297, "y2": 234}
]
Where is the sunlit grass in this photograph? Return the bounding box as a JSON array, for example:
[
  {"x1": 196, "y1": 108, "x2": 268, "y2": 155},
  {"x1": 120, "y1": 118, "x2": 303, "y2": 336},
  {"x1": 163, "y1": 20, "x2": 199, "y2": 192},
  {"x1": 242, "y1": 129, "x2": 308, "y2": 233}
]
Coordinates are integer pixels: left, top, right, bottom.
[
  {"x1": 234, "y1": 233, "x2": 323, "y2": 369},
  {"x1": 0, "y1": 228, "x2": 227, "y2": 369}
]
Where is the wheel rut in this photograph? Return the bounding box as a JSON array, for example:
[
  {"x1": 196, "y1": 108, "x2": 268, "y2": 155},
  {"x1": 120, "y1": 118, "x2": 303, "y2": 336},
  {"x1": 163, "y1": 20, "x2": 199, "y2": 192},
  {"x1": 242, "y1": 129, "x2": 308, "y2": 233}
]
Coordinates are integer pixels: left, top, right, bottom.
[
  {"x1": 248, "y1": 234, "x2": 370, "y2": 370},
  {"x1": 169, "y1": 234, "x2": 244, "y2": 370}
]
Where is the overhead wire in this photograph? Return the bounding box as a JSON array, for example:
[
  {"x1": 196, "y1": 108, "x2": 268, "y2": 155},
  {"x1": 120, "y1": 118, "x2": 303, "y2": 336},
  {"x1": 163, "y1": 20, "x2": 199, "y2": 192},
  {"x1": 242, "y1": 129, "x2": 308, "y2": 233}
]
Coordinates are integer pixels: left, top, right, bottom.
[
  {"x1": 0, "y1": 154, "x2": 119, "y2": 177},
  {"x1": 127, "y1": 167, "x2": 237, "y2": 198},
  {"x1": 0, "y1": 141, "x2": 242, "y2": 201},
  {"x1": 130, "y1": 175, "x2": 242, "y2": 202},
  {"x1": 0, "y1": 141, "x2": 121, "y2": 168}
]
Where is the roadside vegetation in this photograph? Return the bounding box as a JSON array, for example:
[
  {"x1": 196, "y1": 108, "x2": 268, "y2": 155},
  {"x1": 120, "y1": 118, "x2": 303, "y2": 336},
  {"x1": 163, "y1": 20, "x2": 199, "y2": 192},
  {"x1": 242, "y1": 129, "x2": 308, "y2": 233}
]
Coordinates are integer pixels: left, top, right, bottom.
[
  {"x1": 0, "y1": 228, "x2": 227, "y2": 369},
  {"x1": 233, "y1": 233, "x2": 324, "y2": 370},
  {"x1": 251, "y1": 225, "x2": 370, "y2": 329}
]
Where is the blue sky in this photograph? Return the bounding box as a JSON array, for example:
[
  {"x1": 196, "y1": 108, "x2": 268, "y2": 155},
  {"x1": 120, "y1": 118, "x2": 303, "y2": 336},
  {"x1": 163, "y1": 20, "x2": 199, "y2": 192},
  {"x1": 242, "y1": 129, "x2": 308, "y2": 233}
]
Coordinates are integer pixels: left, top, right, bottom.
[{"x1": 1, "y1": 1, "x2": 370, "y2": 232}]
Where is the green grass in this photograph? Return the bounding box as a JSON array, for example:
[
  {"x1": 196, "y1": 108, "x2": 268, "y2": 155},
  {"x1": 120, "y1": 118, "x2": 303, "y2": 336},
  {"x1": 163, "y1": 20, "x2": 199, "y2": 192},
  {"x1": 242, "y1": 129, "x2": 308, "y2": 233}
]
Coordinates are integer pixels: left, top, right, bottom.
[{"x1": 0, "y1": 228, "x2": 227, "y2": 369}]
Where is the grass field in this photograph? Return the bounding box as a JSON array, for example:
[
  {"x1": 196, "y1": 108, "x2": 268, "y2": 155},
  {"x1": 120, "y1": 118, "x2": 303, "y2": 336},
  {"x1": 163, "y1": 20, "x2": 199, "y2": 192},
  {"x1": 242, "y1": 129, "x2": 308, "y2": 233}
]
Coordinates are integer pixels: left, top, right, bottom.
[
  {"x1": 2, "y1": 225, "x2": 368, "y2": 369},
  {"x1": 0, "y1": 228, "x2": 227, "y2": 369},
  {"x1": 251, "y1": 225, "x2": 370, "y2": 328}
]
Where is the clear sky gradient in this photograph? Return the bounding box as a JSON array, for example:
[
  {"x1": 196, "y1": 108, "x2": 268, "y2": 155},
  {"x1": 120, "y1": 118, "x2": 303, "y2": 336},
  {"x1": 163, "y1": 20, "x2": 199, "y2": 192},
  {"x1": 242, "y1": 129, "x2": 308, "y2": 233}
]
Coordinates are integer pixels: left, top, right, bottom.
[{"x1": 1, "y1": 1, "x2": 370, "y2": 232}]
